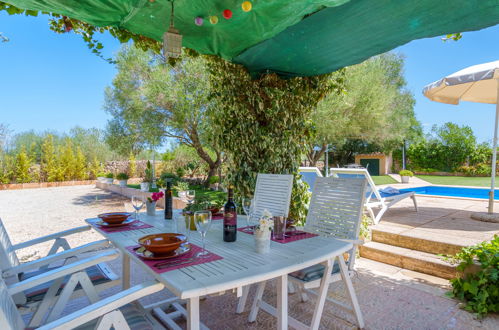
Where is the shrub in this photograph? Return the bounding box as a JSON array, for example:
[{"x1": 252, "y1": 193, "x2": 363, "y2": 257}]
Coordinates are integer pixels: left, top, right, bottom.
[
  {"x1": 399, "y1": 170, "x2": 414, "y2": 177},
  {"x1": 143, "y1": 160, "x2": 153, "y2": 183},
  {"x1": 208, "y1": 175, "x2": 219, "y2": 184},
  {"x1": 175, "y1": 167, "x2": 186, "y2": 178},
  {"x1": 105, "y1": 172, "x2": 114, "y2": 179},
  {"x1": 97, "y1": 172, "x2": 106, "y2": 178},
  {"x1": 116, "y1": 172, "x2": 129, "y2": 180},
  {"x1": 444, "y1": 235, "x2": 499, "y2": 318},
  {"x1": 158, "y1": 172, "x2": 180, "y2": 187},
  {"x1": 173, "y1": 181, "x2": 189, "y2": 193}
]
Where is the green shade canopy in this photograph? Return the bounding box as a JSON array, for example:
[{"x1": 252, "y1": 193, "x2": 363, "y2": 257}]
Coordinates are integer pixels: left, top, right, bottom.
[{"x1": 4, "y1": 0, "x2": 499, "y2": 76}]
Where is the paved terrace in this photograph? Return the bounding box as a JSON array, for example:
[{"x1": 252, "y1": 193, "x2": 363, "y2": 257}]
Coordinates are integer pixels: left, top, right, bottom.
[{"x1": 0, "y1": 185, "x2": 498, "y2": 329}]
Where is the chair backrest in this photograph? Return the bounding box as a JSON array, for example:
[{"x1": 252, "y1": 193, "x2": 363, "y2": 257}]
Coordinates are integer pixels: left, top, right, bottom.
[
  {"x1": 329, "y1": 168, "x2": 382, "y2": 204},
  {"x1": 305, "y1": 176, "x2": 367, "y2": 241},
  {"x1": 0, "y1": 277, "x2": 25, "y2": 330},
  {"x1": 252, "y1": 174, "x2": 293, "y2": 219},
  {"x1": 0, "y1": 219, "x2": 20, "y2": 270},
  {"x1": 298, "y1": 167, "x2": 323, "y2": 192}
]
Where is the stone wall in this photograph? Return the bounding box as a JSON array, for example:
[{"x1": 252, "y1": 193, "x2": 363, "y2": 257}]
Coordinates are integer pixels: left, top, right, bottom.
[
  {"x1": 104, "y1": 160, "x2": 149, "y2": 176},
  {"x1": 0, "y1": 180, "x2": 95, "y2": 190},
  {"x1": 95, "y1": 181, "x2": 187, "y2": 210}
]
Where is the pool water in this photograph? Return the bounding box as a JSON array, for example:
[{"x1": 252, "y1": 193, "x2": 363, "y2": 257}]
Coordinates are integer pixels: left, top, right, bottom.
[{"x1": 400, "y1": 185, "x2": 499, "y2": 200}]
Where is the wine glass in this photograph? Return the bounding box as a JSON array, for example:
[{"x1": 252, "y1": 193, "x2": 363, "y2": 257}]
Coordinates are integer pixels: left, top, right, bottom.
[
  {"x1": 242, "y1": 198, "x2": 255, "y2": 233},
  {"x1": 131, "y1": 196, "x2": 145, "y2": 220},
  {"x1": 186, "y1": 190, "x2": 196, "y2": 205},
  {"x1": 194, "y1": 210, "x2": 212, "y2": 258}
]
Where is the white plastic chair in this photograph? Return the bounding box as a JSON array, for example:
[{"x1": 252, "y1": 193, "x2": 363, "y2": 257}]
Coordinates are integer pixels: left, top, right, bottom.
[
  {"x1": 251, "y1": 173, "x2": 294, "y2": 219},
  {"x1": 249, "y1": 176, "x2": 368, "y2": 329},
  {"x1": 0, "y1": 218, "x2": 120, "y2": 327},
  {"x1": 236, "y1": 173, "x2": 293, "y2": 314},
  {"x1": 330, "y1": 168, "x2": 418, "y2": 224},
  {"x1": 0, "y1": 273, "x2": 165, "y2": 330}
]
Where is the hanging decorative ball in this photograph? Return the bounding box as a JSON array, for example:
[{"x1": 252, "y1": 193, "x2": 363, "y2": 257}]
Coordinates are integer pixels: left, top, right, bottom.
[
  {"x1": 242, "y1": 1, "x2": 252, "y2": 12},
  {"x1": 209, "y1": 16, "x2": 219, "y2": 24},
  {"x1": 195, "y1": 17, "x2": 204, "y2": 26},
  {"x1": 223, "y1": 9, "x2": 232, "y2": 19}
]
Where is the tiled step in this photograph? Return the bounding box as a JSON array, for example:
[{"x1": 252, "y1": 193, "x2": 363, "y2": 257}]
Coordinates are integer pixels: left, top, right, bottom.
[
  {"x1": 371, "y1": 228, "x2": 465, "y2": 256},
  {"x1": 359, "y1": 241, "x2": 458, "y2": 279}
]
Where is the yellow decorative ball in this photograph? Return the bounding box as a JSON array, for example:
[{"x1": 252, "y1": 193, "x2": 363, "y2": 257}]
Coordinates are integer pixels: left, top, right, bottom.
[
  {"x1": 242, "y1": 1, "x2": 252, "y2": 12},
  {"x1": 209, "y1": 16, "x2": 219, "y2": 24}
]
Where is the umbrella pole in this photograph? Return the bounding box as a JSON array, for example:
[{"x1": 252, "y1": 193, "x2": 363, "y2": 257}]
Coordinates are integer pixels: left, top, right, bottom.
[{"x1": 488, "y1": 81, "x2": 499, "y2": 214}]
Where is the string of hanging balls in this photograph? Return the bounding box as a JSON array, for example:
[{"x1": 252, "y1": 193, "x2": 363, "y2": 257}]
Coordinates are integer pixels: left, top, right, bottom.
[{"x1": 195, "y1": 1, "x2": 253, "y2": 26}]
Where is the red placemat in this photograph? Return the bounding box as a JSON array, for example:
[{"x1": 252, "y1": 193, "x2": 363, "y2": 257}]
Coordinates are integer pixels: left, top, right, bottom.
[
  {"x1": 237, "y1": 226, "x2": 318, "y2": 244},
  {"x1": 126, "y1": 243, "x2": 223, "y2": 274},
  {"x1": 88, "y1": 218, "x2": 153, "y2": 233}
]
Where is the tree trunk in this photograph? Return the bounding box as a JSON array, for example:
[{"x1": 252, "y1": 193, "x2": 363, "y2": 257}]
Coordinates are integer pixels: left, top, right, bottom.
[
  {"x1": 307, "y1": 143, "x2": 327, "y2": 167},
  {"x1": 187, "y1": 128, "x2": 222, "y2": 187}
]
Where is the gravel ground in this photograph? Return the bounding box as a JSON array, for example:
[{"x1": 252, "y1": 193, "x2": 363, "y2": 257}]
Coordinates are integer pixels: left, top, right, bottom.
[{"x1": 0, "y1": 185, "x2": 128, "y2": 262}]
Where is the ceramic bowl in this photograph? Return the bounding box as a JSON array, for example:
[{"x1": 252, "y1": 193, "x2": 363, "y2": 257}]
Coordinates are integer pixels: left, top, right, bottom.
[
  {"x1": 138, "y1": 233, "x2": 187, "y2": 255},
  {"x1": 98, "y1": 212, "x2": 132, "y2": 224}
]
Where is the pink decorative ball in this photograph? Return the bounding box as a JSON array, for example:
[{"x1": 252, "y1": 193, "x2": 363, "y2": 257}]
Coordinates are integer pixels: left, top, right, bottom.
[
  {"x1": 223, "y1": 9, "x2": 232, "y2": 19},
  {"x1": 195, "y1": 17, "x2": 203, "y2": 26}
]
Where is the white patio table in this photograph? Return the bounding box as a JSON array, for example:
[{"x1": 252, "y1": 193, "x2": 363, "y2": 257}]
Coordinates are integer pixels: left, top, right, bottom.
[{"x1": 86, "y1": 211, "x2": 354, "y2": 330}]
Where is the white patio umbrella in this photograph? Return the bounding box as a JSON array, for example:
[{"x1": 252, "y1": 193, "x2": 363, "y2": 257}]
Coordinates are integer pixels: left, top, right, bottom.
[{"x1": 423, "y1": 60, "x2": 499, "y2": 217}]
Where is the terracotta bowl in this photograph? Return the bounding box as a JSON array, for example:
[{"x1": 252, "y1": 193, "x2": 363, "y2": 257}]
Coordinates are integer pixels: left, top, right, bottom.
[
  {"x1": 138, "y1": 233, "x2": 187, "y2": 255},
  {"x1": 208, "y1": 207, "x2": 220, "y2": 214},
  {"x1": 98, "y1": 212, "x2": 132, "y2": 224}
]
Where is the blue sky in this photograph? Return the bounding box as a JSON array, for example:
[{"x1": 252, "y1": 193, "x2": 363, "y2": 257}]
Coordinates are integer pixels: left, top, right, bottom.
[{"x1": 1, "y1": 12, "x2": 499, "y2": 143}]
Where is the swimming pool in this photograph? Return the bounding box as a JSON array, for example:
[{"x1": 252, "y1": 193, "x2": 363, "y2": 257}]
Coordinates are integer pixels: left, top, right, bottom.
[{"x1": 400, "y1": 185, "x2": 499, "y2": 200}]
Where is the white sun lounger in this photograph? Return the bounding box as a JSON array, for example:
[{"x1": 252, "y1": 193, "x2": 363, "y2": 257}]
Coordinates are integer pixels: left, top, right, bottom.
[{"x1": 330, "y1": 168, "x2": 418, "y2": 224}]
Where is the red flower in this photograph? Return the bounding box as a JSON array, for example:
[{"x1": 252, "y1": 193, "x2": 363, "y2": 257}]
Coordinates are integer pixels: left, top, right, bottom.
[{"x1": 148, "y1": 191, "x2": 164, "y2": 202}]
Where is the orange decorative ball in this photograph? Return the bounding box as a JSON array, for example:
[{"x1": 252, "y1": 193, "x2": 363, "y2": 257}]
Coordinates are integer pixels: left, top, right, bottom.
[{"x1": 242, "y1": 1, "x2": 252, "y2": 12}]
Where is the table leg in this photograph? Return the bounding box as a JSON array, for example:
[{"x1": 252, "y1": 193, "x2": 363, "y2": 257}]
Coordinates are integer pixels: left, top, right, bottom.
[
  {"x1": 122, "y1": 253, "x2": 130, "y2": 290},
  {"x1": 187, "y1": 296, "x2": 200, "y2": 330},
  {"x1": 277, "y1": 274, "x2": 288, "y2": 330}
]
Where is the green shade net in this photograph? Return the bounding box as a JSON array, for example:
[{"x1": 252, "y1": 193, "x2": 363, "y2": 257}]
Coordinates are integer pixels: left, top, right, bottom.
[{"x1": 4, "y1": 0, "x2": 499, "y2": 76}]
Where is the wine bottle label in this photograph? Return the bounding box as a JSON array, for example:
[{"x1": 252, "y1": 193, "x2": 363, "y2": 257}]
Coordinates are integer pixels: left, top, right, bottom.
[{"x1": 224, "y1": 211, "x2": 237, "y2": 226}]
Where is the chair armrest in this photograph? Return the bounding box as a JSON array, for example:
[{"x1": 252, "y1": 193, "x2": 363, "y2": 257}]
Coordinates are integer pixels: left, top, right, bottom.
[
  {"x1": 12, "y1": 225, "x2": 91, "y2": 250},
  {"x1": 7, "y1": 249, "x2": 119, "y2": 295},
  {"x1": 38, "y1": 281, "x2": 164, "y2": 330},
  {"x1": 3, "y1": 239, "x2": 110, "y2": 278}
]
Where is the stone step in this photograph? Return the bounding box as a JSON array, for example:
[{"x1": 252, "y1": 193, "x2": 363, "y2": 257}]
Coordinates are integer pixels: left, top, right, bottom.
[
  {"x1": 359, "y1": 241, "x2": 458, "y2": 279},
  {"x1": 371, "y1": 227, "x2": 465, "y2": 256}
]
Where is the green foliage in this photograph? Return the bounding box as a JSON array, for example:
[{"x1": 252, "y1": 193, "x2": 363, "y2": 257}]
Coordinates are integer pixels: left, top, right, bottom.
[
  {"x1": 458, "y1": 164, "x2": 492, "y2": 177},
  {"x1": 158, "y1": 172, "x2": 180, "y2": 188},
  {"x1": 208, "y1": 175, "x2": 219, "y2": 184},
  {"x1": 176, "y1": 167, "x2": 186, "y2": 178},
  {"x1": 128, "y1": 152, "x2": 136, "y2": 178},
  {"x1": 309, "y1": 53, "x2": 420, "y2": 165},
  {"x1": 207, "y1": 57, "x2": 340, "y2": 222},
  {"x1": 116, "y1": 172, "x2": 129, "y2": 180},
  {"x1": 359, "y1": 215, "x2": 373, "y2": 241},
  {"x1": 40, "y1": 135, "x2": 58, "y2": 182},
  {"x1": 0, "y1": 155, "x2": 14, "y2": 184},
  {"x1": 89, "y1": 157, "x2": 103, "y2": 180},
  {"x1": 399, "y1": 170, "x2": 413, "y2": 177},
  {"x1": 444, "y1": 236, "x2": 499, "y2": 318},
  {"x1": 104, "y1": 46, "x2": 221, "y2": 184},
  {"x1": 105, "y1": 172, "x2": 114, "y2": 179},
  {"x1": 407, "y1": 122, "x2": 489, "y2": 172},
  {"x1": 14, "y1": 146, "x2": 31, "y2": 183},
  {"x1": 74, "y1": 147, "x2": 87, "y2": 180},
  {"x1": 143, "y1": 160, "x2": 153, "y2": 183},
  {"x1": 173, "y1": 181, "x2": 190, "y2": 193}
]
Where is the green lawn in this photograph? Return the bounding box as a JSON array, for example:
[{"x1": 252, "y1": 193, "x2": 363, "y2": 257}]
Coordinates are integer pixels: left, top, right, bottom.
[
  {"x1": 126, "y1": 183, "x2": 226, "y2": 203},
  {"x1": 417, "y1": 175, "x2": 497, "y2": 187},
  {"x1": 371, "y1": 175, "x2": 398, "y2": 185}
]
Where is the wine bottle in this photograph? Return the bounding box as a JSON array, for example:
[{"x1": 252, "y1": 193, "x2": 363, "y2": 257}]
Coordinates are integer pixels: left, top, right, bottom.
[
  {"x1": 223, "y1": 187, "x2": 237, "y2": 242},
  {"x1": 164, "y1": 180, "x2": 173, "y2": 220}
]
